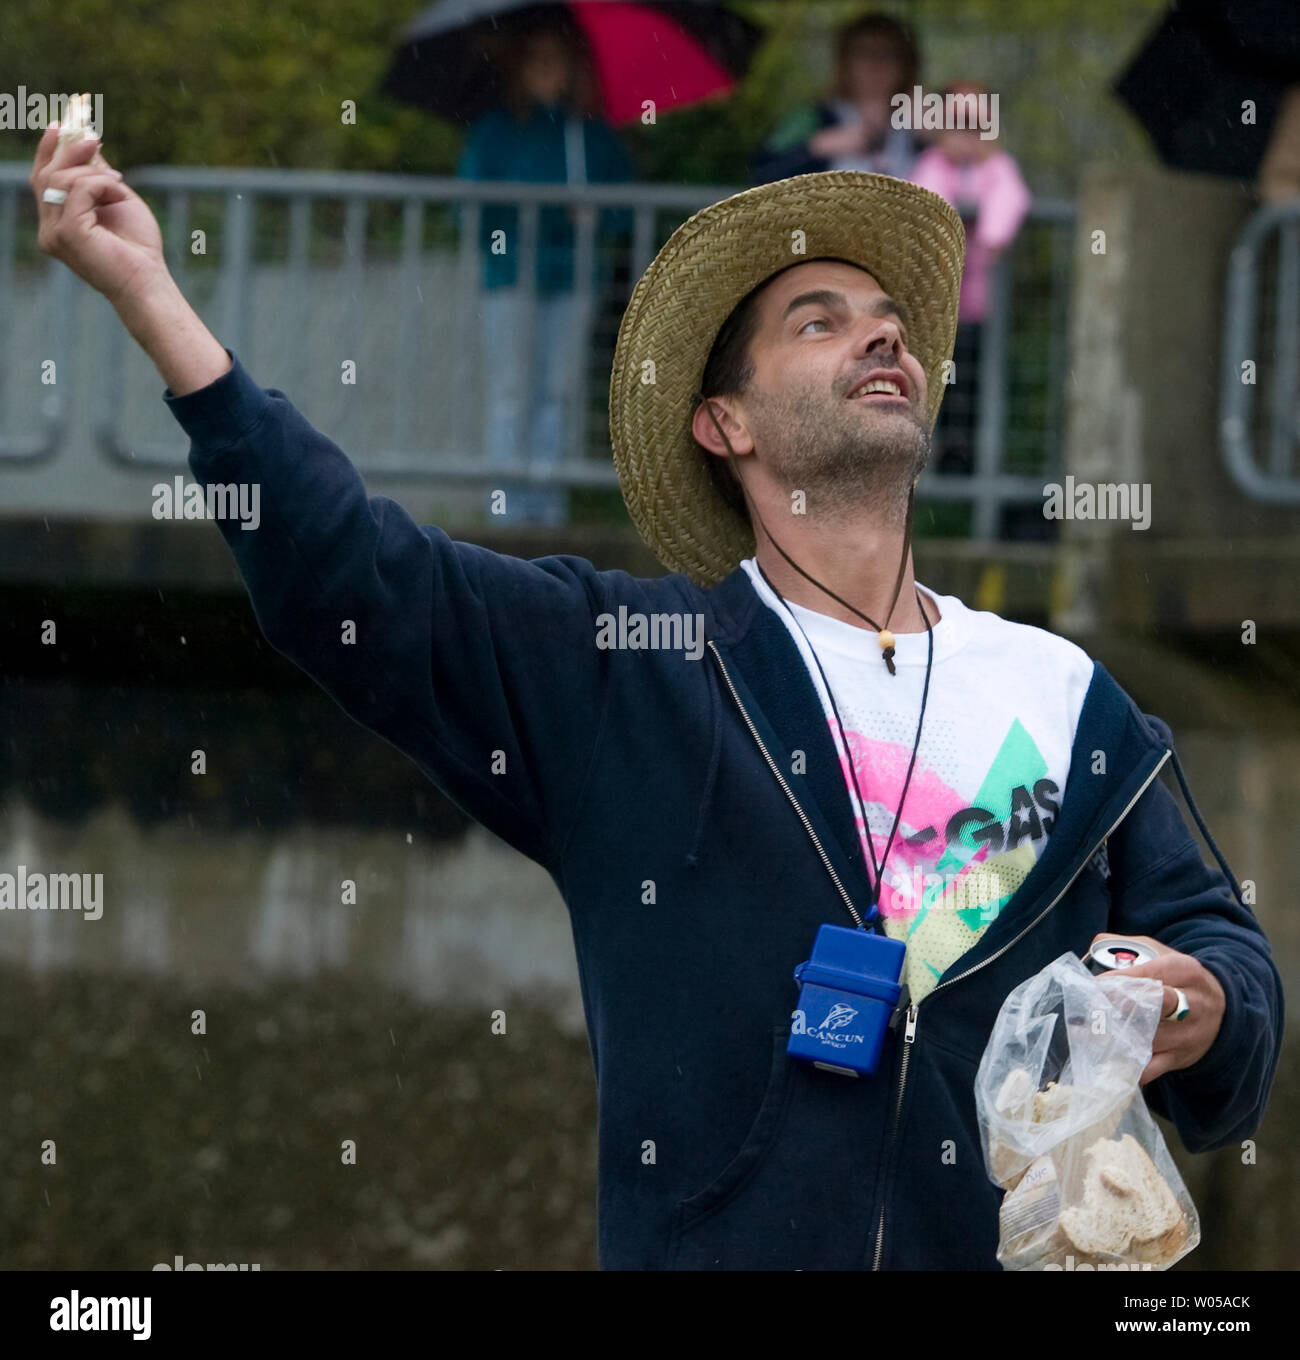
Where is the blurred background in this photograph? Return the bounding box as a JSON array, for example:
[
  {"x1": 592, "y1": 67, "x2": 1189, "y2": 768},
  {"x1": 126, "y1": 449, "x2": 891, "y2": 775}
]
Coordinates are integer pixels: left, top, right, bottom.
[{"x1": 0, "y1": 0, "x2": 1296, "y2": 1269}]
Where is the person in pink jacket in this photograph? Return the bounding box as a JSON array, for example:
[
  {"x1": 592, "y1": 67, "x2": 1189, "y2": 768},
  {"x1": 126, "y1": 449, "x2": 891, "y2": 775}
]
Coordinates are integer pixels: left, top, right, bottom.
[{"x1": 910, "y1": 82, "x2": 1032, "y2": 476}]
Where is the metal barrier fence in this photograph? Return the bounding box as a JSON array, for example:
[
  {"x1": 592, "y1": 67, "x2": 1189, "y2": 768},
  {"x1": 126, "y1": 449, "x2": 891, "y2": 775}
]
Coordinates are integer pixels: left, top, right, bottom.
[
  {"x1": 1221, "y1": 199, "x2": 1300, "y2": 504},
  {"x1": 0, "y1": 162, "x2": 1074, "y2": 538}
]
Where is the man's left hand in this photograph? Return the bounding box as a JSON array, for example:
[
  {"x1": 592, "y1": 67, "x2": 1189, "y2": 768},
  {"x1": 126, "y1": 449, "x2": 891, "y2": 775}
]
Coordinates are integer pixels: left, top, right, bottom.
[{"x1": 1086, "y1": 933, "x2": 1226, "y2": 1086}]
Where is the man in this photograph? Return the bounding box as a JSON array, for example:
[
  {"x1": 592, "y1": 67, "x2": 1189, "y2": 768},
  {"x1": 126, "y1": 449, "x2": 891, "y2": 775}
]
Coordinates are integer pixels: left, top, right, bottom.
[{"x1": 31, "y1": 125, "x2": 1282, "y2": 1270}]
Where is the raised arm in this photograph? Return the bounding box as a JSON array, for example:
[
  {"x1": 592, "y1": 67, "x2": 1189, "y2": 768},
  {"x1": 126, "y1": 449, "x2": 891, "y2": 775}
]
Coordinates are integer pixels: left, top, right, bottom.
[
  {"x1": 30, "y1": 121, "x2": 230, "y2": 395},
  {"x1": 31, "y1": 120, "x2": 612, "y2": 869}
]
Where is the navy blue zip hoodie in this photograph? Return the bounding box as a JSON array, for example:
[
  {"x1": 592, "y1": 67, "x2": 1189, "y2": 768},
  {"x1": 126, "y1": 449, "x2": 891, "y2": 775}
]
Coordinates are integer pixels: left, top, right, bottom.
[{"x1": 164, "y1": 351, "x2": 1284, "y2": 1270}]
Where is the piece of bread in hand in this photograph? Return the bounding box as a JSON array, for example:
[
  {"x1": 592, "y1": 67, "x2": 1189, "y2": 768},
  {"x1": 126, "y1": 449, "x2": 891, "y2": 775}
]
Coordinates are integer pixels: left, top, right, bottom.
[
  {"x1": 1057, "y1": 1133, "x2": 1188, "y2": 1266},
  {"x1": 56, "y1": 93, "x2": 96, "y2": 149}
]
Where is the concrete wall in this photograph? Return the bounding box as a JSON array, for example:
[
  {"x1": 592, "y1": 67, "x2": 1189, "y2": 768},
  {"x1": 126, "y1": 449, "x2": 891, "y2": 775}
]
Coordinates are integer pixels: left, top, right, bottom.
[{"x1": 1057, "y1": 165, "x2": 1300, "y2": 636}]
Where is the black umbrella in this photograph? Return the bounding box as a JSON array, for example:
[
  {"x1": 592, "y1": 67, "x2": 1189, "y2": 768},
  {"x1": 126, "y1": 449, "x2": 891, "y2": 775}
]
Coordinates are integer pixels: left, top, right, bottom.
[
  {"x1": 1114, "y1": 0, "x2": 1300, "y2": 179},
  {"x1": 380, "y1": 0, "x2": 763, "y2": 127}
]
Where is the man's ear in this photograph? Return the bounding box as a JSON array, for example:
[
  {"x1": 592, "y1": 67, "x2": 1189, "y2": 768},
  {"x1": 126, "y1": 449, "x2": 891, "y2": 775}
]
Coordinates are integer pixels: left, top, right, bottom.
[{"x1": 692, "y1": 396, "x2": 754, "y2": 459}]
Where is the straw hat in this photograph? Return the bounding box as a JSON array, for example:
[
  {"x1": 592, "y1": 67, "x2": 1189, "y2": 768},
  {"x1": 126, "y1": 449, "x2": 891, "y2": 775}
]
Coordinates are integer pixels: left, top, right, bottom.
[{"x1": 609, "y1": 171, "x2": 965, "y2": 586}]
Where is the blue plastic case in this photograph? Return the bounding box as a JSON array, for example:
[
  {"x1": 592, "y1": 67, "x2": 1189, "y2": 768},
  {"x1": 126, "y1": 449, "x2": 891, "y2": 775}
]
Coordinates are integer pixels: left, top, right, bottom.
[{"x1": 788, "y1": 924, "x2": 906, "y2": 1076}]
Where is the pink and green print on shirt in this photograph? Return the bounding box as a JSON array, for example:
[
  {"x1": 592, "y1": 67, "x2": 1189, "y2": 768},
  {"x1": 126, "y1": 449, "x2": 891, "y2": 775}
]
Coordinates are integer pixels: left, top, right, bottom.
[
  {"x1": 738, "y1": 560, "x2": 1095, "y2": 1009},
  {"x1": 849, "y1": 716, "x2": 1062, "y2": 1004}
]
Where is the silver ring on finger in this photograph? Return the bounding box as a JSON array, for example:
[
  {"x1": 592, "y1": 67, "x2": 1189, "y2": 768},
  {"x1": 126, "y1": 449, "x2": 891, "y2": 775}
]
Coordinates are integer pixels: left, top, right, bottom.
[
  {"x1": 42, "y1": 187, "x2": 69, "y2": 205},
  {"x1": 1166, "y1": 986, "x2": 1191, "y2": 1022}
]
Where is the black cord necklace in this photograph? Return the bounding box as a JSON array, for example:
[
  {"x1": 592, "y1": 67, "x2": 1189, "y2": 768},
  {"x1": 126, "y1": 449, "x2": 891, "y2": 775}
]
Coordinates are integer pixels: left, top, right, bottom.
[
  {"x1": 698, "y1": 392, "x2": 917, "y2": 673},
  {"x1": 756, "y1": 561, "x2": 935, "y2": 916},
  {"x1": 695, "y1": 392, "x2": 936, "y2": 918}
]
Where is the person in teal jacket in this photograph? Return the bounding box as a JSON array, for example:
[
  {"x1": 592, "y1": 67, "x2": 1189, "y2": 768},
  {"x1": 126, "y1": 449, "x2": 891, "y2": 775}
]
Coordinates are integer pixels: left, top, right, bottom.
[{"x1": 457, "y1": 28, "x2": 635, "y2": 525}]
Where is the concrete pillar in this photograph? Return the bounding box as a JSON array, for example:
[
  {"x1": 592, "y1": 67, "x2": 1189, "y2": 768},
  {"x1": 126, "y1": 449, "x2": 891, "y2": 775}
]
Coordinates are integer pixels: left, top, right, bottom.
[{"x1": 1056, "y1": 164, "x2": 1300, "y2": 634}]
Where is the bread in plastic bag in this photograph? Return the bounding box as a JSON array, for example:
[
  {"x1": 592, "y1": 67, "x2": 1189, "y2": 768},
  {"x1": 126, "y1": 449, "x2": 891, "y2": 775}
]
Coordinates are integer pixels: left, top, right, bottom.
[{"x1": 975, "y1": 950, "x2": 1200, "y2": 1270}]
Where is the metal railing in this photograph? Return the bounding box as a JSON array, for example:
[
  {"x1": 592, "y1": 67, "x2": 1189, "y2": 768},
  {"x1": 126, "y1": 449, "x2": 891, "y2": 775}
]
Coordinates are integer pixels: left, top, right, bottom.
[
  {"x1": 935, "y1": 198, "x2": 1077, "y2": 539},
  {"x1": 1221, "y1": 199, "x2": 1300, "y2": 504},
  {"x1": 0, "y1": 162, "x2": 1074, "y2": 538},
  {"x1": 0, "y1": 165, "x2": 75, "y2": 462}
]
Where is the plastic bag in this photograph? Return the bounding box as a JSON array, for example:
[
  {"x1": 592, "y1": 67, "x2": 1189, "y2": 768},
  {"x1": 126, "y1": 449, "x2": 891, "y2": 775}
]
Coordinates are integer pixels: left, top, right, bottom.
[{"x1": 975, "y1": 951, "x2": 1200, "y2": 1271}]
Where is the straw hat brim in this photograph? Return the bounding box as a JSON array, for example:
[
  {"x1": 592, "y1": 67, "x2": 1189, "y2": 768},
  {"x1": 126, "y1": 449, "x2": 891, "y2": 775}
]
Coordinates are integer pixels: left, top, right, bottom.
[{"x1": 609, "y1": 171, "x2": 966, "y2": 586}]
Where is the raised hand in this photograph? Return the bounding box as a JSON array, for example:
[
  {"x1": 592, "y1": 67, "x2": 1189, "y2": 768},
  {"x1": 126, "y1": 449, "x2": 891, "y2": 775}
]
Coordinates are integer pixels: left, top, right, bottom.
[{"x1": 30, "y1": 120, "x2": 166, "y2": 309}]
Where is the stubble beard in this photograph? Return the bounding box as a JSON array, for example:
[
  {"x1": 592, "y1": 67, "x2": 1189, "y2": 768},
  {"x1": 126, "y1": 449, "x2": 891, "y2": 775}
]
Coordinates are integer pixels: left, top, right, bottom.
[{"x1": 743, "y1": 378, "x2": 931, "y2": 529}]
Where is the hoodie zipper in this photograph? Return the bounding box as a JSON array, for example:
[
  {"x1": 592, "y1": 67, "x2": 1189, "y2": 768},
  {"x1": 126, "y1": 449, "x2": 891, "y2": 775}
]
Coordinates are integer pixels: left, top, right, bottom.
[
  {"x1": 868, "y1": 746, "x2": 1172, "y2": 1269},
  {"x1": 707, "y1": 642, "x2": 866, "y2": 930}
]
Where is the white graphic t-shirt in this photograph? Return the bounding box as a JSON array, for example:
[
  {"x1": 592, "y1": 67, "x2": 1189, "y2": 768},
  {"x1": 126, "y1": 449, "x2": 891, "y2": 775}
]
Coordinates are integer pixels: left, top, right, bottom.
[{"x1": 742, "y1": 559, "x2": 1095, "y2": 1003}]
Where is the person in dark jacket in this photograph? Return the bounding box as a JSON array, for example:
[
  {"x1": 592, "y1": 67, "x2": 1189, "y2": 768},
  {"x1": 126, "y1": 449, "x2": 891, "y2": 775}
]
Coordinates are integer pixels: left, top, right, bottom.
[
  {"x1": 31, "y1": 117, "x2": 1284, "y2": 1270},
  {"x1": 753, "y1": 12, "x2": 923, "y2": 184}
]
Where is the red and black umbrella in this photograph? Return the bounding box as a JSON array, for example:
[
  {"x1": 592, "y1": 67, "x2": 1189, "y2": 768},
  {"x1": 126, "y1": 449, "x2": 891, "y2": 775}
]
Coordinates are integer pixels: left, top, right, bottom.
[{"x1": 380, "y1": 0, "x2": 764, "y2": 126}]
